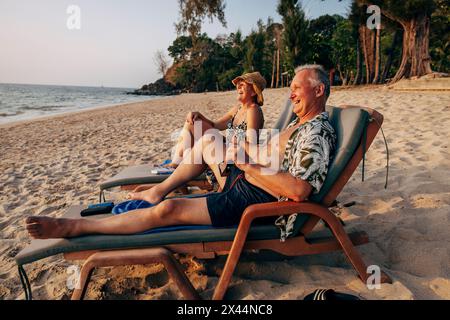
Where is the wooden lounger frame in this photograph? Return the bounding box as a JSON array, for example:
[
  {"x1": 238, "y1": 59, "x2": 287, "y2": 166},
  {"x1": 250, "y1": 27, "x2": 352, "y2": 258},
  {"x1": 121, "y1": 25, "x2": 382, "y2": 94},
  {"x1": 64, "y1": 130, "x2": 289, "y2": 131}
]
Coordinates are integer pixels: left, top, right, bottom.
[{"x1": 63, "y1": 106, "x2": 392, "y2": 300}]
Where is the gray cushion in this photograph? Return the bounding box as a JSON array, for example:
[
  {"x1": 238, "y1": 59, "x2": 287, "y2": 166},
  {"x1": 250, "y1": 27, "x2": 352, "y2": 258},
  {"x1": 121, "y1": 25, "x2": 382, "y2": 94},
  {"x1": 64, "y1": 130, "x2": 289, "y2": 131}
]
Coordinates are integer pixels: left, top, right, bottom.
[
  {"x1": 15, "y1": 206, "x2": 281, "y2": 266},
  {"x1": 273, "y1": 97, "x2": 297, "y2": 131},
  {"x1": 311, "y1": 106, "x2": 369, "y2": 203},
  {"x1": 291, "y1": 106, "x2": 369, "y2": 235},
  {"x1": 100, "y1": 165, "x2": 206, "y2": 190}
]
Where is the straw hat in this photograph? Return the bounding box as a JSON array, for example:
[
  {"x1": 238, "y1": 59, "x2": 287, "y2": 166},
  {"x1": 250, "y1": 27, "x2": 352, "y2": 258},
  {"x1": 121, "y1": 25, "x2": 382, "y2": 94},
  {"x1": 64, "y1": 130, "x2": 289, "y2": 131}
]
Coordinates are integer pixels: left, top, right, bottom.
[{"x1": 232, "y1": 72, "x2": 267, "y2": 106}]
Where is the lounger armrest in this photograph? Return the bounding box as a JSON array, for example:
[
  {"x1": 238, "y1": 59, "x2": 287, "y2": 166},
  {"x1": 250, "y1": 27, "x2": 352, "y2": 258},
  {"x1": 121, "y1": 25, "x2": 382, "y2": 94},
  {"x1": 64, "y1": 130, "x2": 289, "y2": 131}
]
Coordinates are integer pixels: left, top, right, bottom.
[
  {"x1": 240, "y1": 201, "x2": 328, "y2": 226},
  {"x1": 230, "y1": 202, "x2": 314, "y2": 246}
]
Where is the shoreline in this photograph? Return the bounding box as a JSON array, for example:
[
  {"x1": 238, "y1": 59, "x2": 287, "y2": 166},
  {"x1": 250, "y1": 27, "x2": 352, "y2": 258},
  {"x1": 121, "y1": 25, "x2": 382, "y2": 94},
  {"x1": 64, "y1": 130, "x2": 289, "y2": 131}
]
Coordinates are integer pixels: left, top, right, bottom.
[
  {"x1": 0, "y1": 97, "x2": 167, "y2": 129},
  {"x1": 2, "y1": 84, "x2": 448, "y2": 130},
  {"x1": 0, "y1": 89, "x2": 244, "y2": 130}
]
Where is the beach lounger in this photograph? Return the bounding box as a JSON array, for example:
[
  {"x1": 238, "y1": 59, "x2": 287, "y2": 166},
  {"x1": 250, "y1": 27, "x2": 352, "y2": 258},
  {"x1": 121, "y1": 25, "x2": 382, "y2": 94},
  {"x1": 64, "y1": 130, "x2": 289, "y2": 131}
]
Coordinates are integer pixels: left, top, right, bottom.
[
  {"x1": 15, "y1": 105, "x2": 392, "y2": 300},
  {"x1": 98, "y1": 98, "x2": 297, "y2": 201}
]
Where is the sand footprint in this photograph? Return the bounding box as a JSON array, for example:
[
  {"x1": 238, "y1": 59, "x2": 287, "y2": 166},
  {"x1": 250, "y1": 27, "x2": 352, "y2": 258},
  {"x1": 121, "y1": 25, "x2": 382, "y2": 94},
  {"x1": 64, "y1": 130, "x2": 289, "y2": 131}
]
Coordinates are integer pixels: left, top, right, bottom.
[{"x1": 145, "y1": 269, "x2": 170, "y2": 289}]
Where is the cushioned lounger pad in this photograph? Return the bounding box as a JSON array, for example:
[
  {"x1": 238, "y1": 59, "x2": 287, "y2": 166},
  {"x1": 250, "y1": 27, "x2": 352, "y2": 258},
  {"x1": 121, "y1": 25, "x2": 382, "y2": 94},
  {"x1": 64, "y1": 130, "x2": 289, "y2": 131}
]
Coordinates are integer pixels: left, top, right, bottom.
[
  {"x1": 99, "y1": 165, "x2": 206, "y2": 190},
  {"x1": 15, "y1": 205, "x2": 281, "y2": 266}
]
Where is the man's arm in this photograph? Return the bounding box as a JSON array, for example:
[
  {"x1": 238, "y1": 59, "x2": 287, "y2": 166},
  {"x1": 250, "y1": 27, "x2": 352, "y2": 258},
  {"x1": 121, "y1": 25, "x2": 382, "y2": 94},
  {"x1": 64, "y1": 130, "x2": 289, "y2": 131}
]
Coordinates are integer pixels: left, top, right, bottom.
[{"x1": 238, "y1": 163, "x2": 312, "y2": 202}]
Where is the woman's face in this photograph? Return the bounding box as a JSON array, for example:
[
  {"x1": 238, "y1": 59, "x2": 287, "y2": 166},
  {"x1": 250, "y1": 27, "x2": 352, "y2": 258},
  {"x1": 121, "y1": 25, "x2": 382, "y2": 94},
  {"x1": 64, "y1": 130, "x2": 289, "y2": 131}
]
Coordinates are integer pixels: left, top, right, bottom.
[{"x1": 236, "y1": 80, "x2": 256, "y2": 103}]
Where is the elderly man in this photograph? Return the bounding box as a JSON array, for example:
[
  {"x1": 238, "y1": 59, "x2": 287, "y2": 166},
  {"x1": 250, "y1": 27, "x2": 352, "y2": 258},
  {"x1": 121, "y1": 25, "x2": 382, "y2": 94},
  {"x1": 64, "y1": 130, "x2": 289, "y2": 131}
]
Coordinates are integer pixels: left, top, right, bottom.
[{"x1": 26, "y1": 65, "x2": 336, "y2": 241}]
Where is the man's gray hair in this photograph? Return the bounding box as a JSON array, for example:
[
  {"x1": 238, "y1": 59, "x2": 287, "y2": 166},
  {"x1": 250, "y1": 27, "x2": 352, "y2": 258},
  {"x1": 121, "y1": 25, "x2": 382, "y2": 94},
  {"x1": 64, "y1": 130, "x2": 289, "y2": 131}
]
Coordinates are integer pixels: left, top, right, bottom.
[{"x1": 295, "y1": 64, "x2": 330, "y2": 99}]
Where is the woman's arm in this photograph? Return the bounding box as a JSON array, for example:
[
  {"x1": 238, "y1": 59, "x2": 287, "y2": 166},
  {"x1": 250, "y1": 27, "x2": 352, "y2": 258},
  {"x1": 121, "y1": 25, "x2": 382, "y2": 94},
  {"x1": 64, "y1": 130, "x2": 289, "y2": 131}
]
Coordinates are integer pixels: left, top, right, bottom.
[
  {"x1": 212, "y1": 105, "x2": 238, "y2": 131},
  {"x1": 245, "y1": 104, "x2": 264, "y2": 144}
]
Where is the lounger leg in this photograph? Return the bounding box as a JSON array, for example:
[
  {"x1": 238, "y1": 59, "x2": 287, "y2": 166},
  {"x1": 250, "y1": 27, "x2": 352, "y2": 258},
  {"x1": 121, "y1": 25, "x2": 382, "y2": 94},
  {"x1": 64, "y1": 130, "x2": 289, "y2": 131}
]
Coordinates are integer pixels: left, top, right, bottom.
[
  {"x1": 71, "y1": 264, "x2": 95, "y2": 300},
  {"x1": 212, "y1": 224, "x2": 249, "y2": 300},
  {"x1": 319, "y1": 209, "x2": 392, "y2": 284},
  {"x1": 70, "y1": 248, "x2": 200, "y2": 300},
  {"x1": 212, "y1": 248, "x2": 242, "y2": 300}
]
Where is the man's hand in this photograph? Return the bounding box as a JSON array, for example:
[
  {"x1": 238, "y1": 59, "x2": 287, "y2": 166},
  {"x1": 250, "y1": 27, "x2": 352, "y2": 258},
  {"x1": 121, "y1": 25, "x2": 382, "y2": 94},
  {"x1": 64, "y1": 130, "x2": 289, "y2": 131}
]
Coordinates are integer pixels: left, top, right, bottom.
[{"x1": 226, "y1": 136, "x2": 249, "y2": 171}]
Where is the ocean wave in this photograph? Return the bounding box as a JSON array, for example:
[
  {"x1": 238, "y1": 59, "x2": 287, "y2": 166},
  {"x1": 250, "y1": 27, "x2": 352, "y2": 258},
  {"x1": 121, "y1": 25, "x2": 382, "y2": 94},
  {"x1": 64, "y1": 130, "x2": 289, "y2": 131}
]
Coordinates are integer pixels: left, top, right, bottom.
[
  {"x1": 0, "y1": 83, "x2": 156, "y2": 124},
  {"x1": 0, "y1": 111, "x2": 25, "y2": 117},
  {"x1": 19, "y1": 105, "x2": 68, "y2": 112}
]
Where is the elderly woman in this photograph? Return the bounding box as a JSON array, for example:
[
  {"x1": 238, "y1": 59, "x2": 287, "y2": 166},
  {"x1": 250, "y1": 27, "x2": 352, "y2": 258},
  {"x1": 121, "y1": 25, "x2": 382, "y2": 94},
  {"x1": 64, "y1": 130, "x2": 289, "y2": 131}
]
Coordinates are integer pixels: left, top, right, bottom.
[
  {"x1": 168, "y1": 71, "x2": 266, "y2": 166},
  {"x1": 128, "y1": 71, "x2": 267, "y2": 201}
]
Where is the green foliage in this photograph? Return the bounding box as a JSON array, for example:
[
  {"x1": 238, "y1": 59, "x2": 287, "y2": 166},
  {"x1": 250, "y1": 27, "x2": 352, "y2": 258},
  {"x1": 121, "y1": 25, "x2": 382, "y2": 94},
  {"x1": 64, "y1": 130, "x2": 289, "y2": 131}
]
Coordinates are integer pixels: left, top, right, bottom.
[
  {"x1": 168, "y1": 36, "x2": 193, "y2": 63},
  {"x1": 331, "y1": 19, "x2": 356, "y2": 76},
  {"x1": 168, "y1": 19, "x2": 281, "y2": 92},
  {"x1": 277, "y1": 0, "x2": 310, "y2": 74},
  {"x1": 176, "y1": 0, "x2": 226, "y2": 37},
  {"x1": 150, "y1": 0, "x2": 448, "y2": 92},
  {"x1": 169, "y1": 33, "x2": 243, "y2": 92},
  {"x1": 430, "y1": 2, "x2": 449, "y2": 72},
  {"x1": 243, "y1": 19, "x2": 274, "y2": 80},
  {"x1": 310, "y1": 15, "x2": 345, "y2": 70},
  {"x1": 358, "y1": 0, "x2": 436, "y2": 20}
]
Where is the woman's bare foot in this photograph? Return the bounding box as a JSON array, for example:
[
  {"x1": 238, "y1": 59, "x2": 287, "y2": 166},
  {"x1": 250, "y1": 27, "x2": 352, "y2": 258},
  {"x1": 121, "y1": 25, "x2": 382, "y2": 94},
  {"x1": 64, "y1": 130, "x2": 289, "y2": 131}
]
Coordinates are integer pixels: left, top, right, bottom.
[
  {"x1": 127, "y1": 185, "x2": 165, "y2": 204},
  {"x1": 162, "y1": 162, "x2": 178, "y2": 169},
  {"x1": 26, "y1": 216, "x2": 82, "y2": 239}
]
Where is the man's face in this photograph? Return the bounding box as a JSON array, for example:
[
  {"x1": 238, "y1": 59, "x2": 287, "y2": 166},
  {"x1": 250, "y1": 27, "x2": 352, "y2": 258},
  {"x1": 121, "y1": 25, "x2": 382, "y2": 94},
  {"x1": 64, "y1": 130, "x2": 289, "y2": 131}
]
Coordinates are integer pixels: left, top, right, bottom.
[{"x1": 289, "y1": 70, "x2": 320, "y2": 117}]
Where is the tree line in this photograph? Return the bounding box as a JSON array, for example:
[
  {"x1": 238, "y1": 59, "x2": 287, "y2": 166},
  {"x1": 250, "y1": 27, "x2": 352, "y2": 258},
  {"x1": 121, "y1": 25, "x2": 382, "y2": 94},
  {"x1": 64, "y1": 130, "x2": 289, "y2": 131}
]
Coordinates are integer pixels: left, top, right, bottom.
[{"x1": 144, "y1": 0, "x2": 448, "y2": 94}]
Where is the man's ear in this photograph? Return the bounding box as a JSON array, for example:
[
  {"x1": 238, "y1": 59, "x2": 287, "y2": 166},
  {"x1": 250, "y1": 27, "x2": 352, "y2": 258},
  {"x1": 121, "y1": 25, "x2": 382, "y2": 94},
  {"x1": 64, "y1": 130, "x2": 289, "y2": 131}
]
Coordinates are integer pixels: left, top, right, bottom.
[{"x1": 315, "y1": 83, "x2": 325, "y2": 98}]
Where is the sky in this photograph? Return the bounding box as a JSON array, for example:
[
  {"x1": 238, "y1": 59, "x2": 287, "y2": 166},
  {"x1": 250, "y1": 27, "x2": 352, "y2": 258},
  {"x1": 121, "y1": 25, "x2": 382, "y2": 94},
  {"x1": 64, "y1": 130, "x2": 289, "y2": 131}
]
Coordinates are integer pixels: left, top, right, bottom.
[{"x1": 0, "y1": 0, "x2": 351, "y2": 88}]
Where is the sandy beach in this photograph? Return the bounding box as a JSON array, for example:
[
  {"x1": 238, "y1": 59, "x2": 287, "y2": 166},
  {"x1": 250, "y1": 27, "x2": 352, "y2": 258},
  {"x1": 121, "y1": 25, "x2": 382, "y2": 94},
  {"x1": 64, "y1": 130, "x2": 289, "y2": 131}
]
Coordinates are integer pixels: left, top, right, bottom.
[{"x1": 1, "y1": 85, "x2": 449, "y2": 300}]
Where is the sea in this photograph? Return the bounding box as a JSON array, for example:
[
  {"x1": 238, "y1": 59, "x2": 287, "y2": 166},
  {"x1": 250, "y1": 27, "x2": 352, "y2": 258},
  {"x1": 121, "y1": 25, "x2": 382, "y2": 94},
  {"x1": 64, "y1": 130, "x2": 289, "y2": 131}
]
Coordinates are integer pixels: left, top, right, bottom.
[{"x1": 0, "y1": 83, "x2": 159, "y2": 124}]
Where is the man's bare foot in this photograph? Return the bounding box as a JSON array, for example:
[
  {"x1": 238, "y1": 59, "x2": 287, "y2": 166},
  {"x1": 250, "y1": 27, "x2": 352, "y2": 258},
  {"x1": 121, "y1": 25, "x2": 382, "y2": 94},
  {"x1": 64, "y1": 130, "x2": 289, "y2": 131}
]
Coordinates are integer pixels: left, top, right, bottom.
[
  {"x1": 127, "y1": 185, "x2": 165, "y2": 204},
  {"x1": 26, "y1": 216, "x2": 81, "y2": 239}
]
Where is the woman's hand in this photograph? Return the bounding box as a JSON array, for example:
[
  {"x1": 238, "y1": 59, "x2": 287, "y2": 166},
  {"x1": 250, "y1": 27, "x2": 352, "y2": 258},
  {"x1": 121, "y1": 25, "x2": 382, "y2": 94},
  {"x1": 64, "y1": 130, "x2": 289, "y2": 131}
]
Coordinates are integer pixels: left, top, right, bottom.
[{"x1": 186, "y1": 111, "x2": 203, "y2": 125}]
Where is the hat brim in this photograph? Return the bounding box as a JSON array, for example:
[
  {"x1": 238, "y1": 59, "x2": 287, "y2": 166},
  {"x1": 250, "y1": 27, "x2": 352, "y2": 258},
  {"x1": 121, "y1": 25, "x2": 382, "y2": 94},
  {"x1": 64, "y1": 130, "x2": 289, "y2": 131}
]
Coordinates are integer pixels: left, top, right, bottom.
[
  {"x1": 232, "y1": 77, "x2": 264, "y2": 106},
  {"x1": 232, "y1": 76, "x2": 245, "y2": 86},
  {"x1": 253, "y1": 85, "x2": 264, "y2": 106}
]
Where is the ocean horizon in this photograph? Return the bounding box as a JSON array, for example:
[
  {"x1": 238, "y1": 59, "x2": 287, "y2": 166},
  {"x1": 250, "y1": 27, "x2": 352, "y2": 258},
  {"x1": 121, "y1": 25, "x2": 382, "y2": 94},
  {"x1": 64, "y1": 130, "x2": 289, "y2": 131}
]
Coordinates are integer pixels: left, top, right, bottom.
[{"x1": 0, "y1": 83, "x2": 160, "y2": 124}]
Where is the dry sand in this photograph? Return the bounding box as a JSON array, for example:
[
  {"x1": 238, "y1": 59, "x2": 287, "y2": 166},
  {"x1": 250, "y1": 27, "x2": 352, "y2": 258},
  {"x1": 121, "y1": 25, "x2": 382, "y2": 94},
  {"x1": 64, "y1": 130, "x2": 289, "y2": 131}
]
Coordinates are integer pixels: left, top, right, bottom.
[{"x1": 1, "y1": 85, "x2": 449, "y2": 300}]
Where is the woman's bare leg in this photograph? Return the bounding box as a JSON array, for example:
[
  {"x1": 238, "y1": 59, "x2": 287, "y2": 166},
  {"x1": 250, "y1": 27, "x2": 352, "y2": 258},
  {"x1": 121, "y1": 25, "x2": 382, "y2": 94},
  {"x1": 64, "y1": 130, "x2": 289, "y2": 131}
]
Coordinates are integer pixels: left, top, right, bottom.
[
  {"x1": 166, "y1": 118, "x2": 214, "y2": 167},
  {"x1": 129, "y1": 133, "x2": 227, "y2": 203},
  {"x1": 26, "y1": 197, "x2": 211, "y2": 239}
]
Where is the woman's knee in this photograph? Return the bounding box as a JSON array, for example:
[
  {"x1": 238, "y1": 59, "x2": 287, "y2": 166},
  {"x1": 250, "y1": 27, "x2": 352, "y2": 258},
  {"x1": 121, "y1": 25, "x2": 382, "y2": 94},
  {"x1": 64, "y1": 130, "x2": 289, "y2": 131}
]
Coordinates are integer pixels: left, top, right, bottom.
[{"x1": 201, "y1": 134, "x2": 225, "y2": 164}]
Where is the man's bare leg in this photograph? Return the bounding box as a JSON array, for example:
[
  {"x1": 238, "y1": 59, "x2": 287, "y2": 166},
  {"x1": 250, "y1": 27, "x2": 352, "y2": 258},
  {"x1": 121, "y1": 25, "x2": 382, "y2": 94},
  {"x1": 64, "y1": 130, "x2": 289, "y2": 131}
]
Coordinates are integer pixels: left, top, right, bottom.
[
  {"x1": 128, "y1": 133, "x2": 227, "y2": 204},
  {"x1": 26, "y1": 197, "x2": 211, "y2": 239}
]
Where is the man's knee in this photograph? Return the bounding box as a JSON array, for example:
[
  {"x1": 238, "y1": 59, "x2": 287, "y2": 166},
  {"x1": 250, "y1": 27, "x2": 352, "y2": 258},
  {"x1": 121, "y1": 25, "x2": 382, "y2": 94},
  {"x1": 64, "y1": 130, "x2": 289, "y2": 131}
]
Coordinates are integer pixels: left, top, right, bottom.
[{"x1": 154, "y1": 199, "x2": 180, "y2": 222}]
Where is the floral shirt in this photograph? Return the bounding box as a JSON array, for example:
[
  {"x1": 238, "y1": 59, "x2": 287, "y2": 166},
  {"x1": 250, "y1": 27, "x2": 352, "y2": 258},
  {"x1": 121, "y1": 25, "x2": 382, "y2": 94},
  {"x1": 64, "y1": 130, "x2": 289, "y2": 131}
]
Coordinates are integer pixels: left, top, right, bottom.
[{"x1": 275, "y1": 112, "x2": 336, "y2": 241}]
